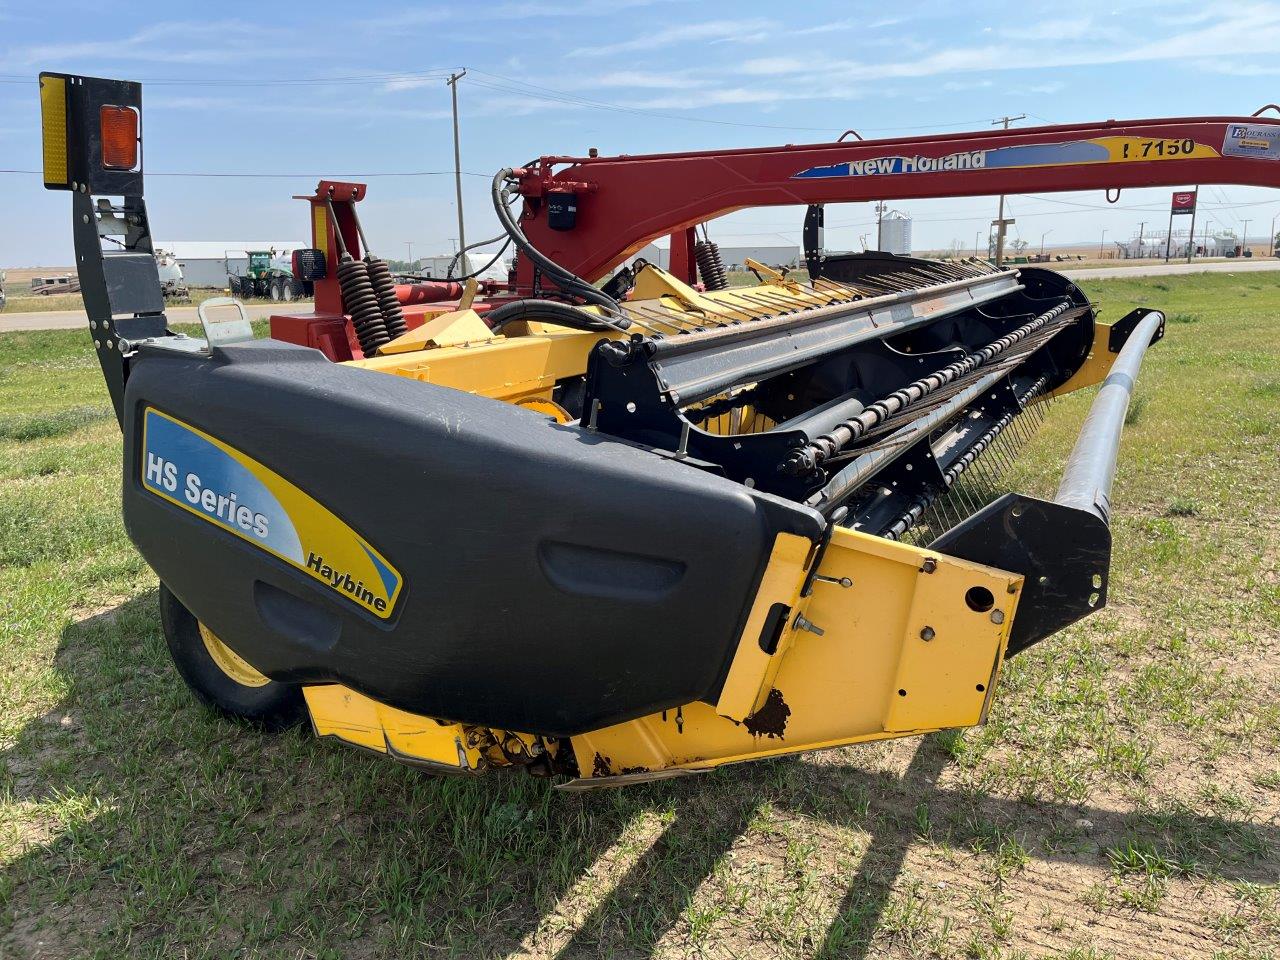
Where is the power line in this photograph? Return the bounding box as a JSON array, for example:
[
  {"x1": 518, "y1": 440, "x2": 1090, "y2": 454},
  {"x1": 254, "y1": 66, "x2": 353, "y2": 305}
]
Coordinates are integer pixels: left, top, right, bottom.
[
  {"x1": 0, "y1": 168, "x2": 493, "y2": 179},
  {"x1": 0, "y1": 70, "x2": 456, "y2": 87}
]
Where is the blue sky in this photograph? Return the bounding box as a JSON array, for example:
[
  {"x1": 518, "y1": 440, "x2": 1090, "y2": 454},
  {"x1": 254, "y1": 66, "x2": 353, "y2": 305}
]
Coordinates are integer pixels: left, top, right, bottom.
[{"x1": 3, "y1": 0, "x2": 1280, "y2": 267}]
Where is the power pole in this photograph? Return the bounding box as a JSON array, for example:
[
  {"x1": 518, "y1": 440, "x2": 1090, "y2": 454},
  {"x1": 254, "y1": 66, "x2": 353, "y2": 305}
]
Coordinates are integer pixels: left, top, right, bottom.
[
  {"x1": 1185, "y1": 185, "x2": 1199, "y2": 264},
  {"x1": 990, "y1": 114, "x2": 1025, "y2": 266},
  {"x1": 446, "y1": 69, "x2": 468, "y2": 259},
  {"x1": 1099, "y1": 228, "x2": 1108, "y2": 257},
  {"x1": 974, "y1": 229, "x2": 981, "y2": 257},
  {"x1": 1136, "y1": 221, "x2": 1146, "y2": 259},
  {"x1": 404, "y1": 240, "x2": 414, "y2": 266},
  {"x1": 875, "y1": 201, "x2": 886, "y2": 250},
  {"x1": 1241, "y1": 218, "x2": 1251, "y2": 256}
]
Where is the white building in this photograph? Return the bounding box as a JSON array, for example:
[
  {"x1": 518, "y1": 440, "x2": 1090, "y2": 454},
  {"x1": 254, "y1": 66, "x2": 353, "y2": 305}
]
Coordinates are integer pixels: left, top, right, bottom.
[
  {"x1": 414, "y1": 251, "x2": 510, "y2": 282},
  {"x1": 159, "y1": 241, "x2": 306, "y2": 288}
]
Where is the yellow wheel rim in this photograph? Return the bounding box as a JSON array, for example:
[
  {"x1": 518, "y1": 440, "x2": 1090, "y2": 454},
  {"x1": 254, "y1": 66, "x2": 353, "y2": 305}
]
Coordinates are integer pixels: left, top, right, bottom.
[
  {"x1": 198, "y1": 623, "x2": 271, "y2": 688},
  {"x1": 515, "y1": 396, "x2": 572, "y2": 424}
]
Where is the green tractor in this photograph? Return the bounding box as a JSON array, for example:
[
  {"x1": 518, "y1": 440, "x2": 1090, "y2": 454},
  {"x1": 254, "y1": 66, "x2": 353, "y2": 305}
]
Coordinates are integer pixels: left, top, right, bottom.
[{"x1": 228, "y1": 250, "x2": 309, "y2": 302}]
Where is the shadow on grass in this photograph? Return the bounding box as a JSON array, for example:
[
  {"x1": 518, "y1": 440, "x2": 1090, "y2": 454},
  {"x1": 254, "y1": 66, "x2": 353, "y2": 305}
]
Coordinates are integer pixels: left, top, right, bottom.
[{"x1": 1, "y1": 594, "x2": 1276, "y2": 959}]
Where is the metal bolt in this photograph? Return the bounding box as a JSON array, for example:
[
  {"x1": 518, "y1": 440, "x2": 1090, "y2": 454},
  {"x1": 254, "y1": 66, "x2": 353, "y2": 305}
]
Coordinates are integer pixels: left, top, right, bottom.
[
  {"x1": 921, "y1": 558, "x2": 937, "y2": 574},
  {"x1": 990, "y1": 610, "x2": 1005, "y2": 624},
  {"x1": 794, "y1": 614, "x2": 825, "y2": 636},
  {"x1": 815, "y1": 575, "x2": 853, "y2": 588},
  {"x1": 920, "y1": 626, "x2": 935, "y2": 641}
]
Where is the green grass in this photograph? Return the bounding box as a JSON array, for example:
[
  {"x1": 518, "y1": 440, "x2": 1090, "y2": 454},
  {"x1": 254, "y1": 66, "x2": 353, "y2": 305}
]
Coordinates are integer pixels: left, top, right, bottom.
[{"x1": 1, "y1": 273, "x2": 1277, "y2": 959}]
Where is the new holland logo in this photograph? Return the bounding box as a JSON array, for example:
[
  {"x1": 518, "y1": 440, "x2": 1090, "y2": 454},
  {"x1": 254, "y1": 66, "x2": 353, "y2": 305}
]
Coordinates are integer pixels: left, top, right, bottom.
[{"x1": 845, "y1": 151, "x2": 989, "y2": 176}]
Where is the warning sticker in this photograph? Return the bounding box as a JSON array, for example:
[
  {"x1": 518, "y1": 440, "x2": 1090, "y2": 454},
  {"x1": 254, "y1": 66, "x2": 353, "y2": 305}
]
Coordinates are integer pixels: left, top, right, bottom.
[{"x1": 1222, "y1": 123, "x2": 1280, "y2": 160}]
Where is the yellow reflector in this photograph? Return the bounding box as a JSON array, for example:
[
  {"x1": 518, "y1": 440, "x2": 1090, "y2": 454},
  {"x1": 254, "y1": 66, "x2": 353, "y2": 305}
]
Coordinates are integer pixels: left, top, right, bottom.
[
  {"x1": 100, "y1": 105, "x2": 138, "y2": 170},
  {"x1": 39, "y1": 74, "x2": 68, "y2": 188},
  {"x1": 313, "y1": 204, "x2": 329, "y2": 259}
]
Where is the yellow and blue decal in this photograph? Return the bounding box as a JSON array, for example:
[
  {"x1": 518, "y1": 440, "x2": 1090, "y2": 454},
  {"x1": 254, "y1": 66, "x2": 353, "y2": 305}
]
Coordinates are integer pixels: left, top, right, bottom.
[
  {"x1": 793, "y1": 136, "x2": 1220, "y2": 179},
  {"x1": 140, "y1": 407, "x2": 402, "y2": 618}
]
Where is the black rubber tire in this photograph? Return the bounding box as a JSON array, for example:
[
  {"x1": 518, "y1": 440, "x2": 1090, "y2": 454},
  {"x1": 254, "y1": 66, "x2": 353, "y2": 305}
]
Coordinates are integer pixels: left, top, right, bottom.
[
  {"x1": 227, "y1": 276, "x2": 240, "y2": 297},
  {"x1": 270, "y1": 279, "x2": 283, "y2": 301},
  {"x1": 159, "y1": 582, "x2": 304, "y2": 730}
]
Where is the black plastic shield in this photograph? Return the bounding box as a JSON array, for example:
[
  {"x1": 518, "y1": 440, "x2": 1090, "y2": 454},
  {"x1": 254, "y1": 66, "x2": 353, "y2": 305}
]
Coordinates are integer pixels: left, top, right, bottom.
[{"x1": 121, "y1": 340, "x2": 825, "y2": 737}]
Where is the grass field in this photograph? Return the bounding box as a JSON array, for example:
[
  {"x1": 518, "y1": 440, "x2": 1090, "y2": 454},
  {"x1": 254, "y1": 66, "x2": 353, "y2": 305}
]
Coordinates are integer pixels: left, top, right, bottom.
[{"x1": 0, "y1": 273, "x2": 1277, "y2": 959}]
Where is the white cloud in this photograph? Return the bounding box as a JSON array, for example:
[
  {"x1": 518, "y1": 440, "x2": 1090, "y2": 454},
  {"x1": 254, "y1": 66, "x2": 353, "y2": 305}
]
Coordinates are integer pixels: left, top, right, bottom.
[
  {"x1": 731, "y1": 3, "x2": 1280, "y2": 84},
  {"x1": 3, "y1": 20, "x2": 304, "y2": 68},
  {"x1": 738, "y1": 57, "x2": 810, "y2": 77},
  {"x1": 567, "y1": 18, "x2": 775, "y2": 57},
  {"x1": 998, "y1": 17, "x2": 1107, "y2": 41},
  {"x1": 362, "y1": 0, "x2": 678, "y2": 31},
  {"x1": 590, "y1": 70, "x2": 707, "y2": 90}
]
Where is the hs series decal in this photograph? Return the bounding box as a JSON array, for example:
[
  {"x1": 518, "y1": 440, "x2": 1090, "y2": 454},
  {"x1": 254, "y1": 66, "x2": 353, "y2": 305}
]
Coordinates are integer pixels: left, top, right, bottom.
[{"x1": 140, "y1": 408, "x2": 402, "y2": 618}]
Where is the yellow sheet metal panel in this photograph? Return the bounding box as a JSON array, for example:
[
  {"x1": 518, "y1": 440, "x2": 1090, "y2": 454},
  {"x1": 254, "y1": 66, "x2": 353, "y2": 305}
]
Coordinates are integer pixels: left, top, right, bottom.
[
  {"x1": 880, "y1": 543, "x2": 1016, "y2": 731},
  {"x1": 573, "y1": 529, "x2": 1022, "y2": 779},
  {"x1": 1049, "y1": 322, "x2": 1119, "y2": 398},
  {"x1": 714, "y1": 531, "x2": 814, "y2": 721},
  {"x1": 39, "y1": 74, "x2": 68, "y2": 189},
  {"x1": 304, "y1": 684, "x2": 477, "y2": 770},
  {"x1": 350, "y1": 329, "x2": 612, "y2": 402},
  {"x1": 378, "y1": 308, "x2": 497, "y2": 355},
  {"x1": 304, "y1": 684, "x2": 386, "y2": 752}
]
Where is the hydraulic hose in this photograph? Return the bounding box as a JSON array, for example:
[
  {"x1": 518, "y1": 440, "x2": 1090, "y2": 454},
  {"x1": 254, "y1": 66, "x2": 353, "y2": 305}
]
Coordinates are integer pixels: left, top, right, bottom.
[
  {"x1": 445, "y1": 232, "x2": 511, "y2": 280},
  {"x1": 491, "y1": 168, "x2": 628, "y2": 326},
  {"x1": 485, "y1": 298, "x2": 621, "y2": 334}
]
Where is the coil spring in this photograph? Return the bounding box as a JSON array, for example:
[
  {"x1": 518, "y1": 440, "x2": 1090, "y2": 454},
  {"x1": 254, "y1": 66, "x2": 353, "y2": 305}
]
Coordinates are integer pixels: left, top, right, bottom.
[
  {"x1": 337, "y1": 256, "x2": 389, "y2": 355},
  {"x1": 365, "y1": 256, "x2": 407, "y2": 340},
  {"x1": 694, "y1": 239, "x2": 729, "y2": 291}
]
